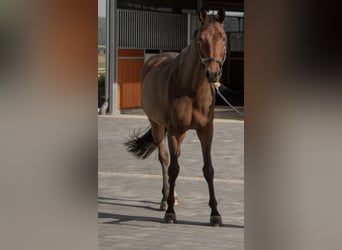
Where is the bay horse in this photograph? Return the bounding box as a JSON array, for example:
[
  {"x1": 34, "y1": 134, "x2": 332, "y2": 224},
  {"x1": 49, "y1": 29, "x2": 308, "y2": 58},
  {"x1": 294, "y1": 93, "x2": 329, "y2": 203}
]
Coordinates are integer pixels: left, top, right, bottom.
[{"x1": 125, "y1": 8, "x2": 226, "y2": 226}]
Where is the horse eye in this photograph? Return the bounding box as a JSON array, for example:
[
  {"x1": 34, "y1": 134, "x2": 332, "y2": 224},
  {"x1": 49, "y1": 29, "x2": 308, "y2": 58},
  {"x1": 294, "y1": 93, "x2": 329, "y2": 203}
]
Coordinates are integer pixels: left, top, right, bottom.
[{"x1": 222, "y1": 37, "x2": 226, "y2": 42}]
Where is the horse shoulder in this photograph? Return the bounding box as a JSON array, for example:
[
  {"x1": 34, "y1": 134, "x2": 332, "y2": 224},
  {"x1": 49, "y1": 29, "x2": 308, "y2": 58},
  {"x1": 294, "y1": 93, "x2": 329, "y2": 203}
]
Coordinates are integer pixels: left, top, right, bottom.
[
  {"x1": 168, "y1": 96, "x2": 193, "y2": 129},
  {"x1": 191, "y1": 85, "x2": 215, "y2": 128}
]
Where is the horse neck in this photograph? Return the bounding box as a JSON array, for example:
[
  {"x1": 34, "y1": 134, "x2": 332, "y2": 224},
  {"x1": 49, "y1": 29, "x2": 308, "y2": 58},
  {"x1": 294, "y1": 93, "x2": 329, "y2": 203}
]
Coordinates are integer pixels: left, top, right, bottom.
[{"x1": 177, "y1": 41, "x2": 206, "y2": 91}]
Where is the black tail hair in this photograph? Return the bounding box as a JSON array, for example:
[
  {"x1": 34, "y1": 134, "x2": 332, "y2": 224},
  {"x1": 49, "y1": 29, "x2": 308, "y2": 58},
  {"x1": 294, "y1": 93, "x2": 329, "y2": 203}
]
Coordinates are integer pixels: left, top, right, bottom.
[{"x1": 124, "y1": 127, "x2": 156, "y2": 159}]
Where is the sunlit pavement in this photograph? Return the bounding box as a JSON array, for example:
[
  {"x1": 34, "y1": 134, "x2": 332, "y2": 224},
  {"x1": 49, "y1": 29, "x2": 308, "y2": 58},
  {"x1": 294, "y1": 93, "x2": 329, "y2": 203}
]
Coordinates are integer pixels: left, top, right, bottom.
[{"x1": 98, "y1": 107, "x2": 244, "y2": 250}]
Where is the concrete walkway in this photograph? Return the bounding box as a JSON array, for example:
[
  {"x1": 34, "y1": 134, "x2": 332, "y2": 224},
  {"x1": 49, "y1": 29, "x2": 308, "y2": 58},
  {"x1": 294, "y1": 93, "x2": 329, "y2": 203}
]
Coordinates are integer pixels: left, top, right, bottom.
[{"x1": 98, "y1": 107, "x2": 244, "y2": 250}]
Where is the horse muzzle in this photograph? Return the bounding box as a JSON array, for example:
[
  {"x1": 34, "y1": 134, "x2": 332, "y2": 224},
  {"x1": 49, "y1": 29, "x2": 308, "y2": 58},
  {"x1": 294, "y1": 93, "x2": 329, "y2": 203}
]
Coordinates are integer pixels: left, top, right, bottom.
[
  {"x1": 205, "y1": 69, "x2": 222, "y2": 83},
  {"x1": 202, "y1": 57, "x2": 224, "y2": 83}
]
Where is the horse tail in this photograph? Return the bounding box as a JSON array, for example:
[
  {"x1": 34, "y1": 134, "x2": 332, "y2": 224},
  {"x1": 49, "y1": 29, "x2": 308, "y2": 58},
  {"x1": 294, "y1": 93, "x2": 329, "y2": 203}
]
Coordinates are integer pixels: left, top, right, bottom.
[{"x1": 124, "y1": 127, "x2": 157, "y2": 159}]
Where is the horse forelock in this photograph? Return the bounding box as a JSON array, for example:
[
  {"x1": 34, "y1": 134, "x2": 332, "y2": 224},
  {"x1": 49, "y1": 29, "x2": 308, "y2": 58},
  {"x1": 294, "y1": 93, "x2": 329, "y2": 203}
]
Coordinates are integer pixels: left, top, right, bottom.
[{"x1": 193, "y1": 21, "x2": 225, "y2": 48}]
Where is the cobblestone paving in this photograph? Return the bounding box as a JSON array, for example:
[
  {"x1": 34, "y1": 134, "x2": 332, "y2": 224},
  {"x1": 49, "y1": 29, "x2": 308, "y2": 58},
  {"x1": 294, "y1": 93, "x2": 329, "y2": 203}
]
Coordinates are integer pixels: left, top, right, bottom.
[{"x1": 98, "y1": 110, "x2": 244, "y2": 250}]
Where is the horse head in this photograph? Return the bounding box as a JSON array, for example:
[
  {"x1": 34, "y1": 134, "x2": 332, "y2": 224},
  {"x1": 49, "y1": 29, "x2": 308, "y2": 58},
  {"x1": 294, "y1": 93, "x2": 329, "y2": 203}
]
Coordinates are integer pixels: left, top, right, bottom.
[{"x1": 197, "y1": 8, "x2": 226, "y2": 83}]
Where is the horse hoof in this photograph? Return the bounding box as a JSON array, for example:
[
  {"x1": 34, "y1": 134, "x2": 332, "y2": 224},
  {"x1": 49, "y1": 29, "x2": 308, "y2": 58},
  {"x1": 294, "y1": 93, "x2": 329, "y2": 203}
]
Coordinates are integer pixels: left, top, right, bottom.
[
  {"x1": 174, "y1": 197, "x2": 180, "y2": 206},
  {"x1": 164, "y1": 213, "x2": 177, "y2": 224},
  {"x1": 160, "y1": 201, "x2": 167, "y2": 211},
  {"x1": 210, "y1": 215, "x2": 223, "y2": 227}
]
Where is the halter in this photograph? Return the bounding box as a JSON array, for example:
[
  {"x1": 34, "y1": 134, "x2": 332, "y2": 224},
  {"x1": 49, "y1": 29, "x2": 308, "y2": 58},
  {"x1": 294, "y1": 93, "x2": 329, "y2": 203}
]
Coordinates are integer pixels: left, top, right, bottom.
[{"x1": 197, "y1": 37, "x2": 226, "y2": 70}]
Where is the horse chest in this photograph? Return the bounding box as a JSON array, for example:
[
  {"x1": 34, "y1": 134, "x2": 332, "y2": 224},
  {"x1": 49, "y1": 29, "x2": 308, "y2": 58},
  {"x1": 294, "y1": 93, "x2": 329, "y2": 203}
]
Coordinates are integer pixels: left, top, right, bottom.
[{"x1": 169, "y1": 97, "x2": 212, "y2": 129}]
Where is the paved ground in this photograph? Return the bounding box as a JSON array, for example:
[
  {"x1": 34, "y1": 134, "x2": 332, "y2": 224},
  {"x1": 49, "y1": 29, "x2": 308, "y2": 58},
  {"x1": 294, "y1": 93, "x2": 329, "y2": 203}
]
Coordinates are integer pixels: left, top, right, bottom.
[{"x1": 98, "y1": 106, "x2": 244, "y2": 250}]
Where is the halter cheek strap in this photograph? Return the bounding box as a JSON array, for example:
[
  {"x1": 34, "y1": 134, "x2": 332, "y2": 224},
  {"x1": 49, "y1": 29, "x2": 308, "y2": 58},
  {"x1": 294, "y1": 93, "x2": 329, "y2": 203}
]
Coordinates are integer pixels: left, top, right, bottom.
[{"x1": 197, "y1": 40, "x2": 226, "y2": 69}]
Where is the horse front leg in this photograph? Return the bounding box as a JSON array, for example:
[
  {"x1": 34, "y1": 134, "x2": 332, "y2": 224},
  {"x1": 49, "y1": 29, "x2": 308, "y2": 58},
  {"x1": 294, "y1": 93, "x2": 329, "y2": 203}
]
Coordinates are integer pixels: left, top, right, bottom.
[
  {"x1": 164, "y1": 132, "x2": 185, "y2": 223},
  {"x1": 197, "y1": 124, "x2": 222, "y2": 226}
]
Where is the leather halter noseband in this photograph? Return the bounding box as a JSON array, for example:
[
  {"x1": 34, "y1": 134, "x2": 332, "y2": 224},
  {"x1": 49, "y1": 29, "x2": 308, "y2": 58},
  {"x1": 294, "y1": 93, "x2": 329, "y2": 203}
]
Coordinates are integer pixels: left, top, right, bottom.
[{"x1": 197, "y1": 38, "x2": 226, "y2": 69}]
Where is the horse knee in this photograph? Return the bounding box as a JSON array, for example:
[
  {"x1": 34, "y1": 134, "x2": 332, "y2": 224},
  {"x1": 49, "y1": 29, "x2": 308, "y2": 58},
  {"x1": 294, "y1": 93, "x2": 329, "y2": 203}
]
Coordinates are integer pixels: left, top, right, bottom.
[
  {"x1": 169, "y1": 168, "x2": 179, "y2": 180},
  {"x1": 168, "y1": 161, "x2": 179, "y2": 181}
]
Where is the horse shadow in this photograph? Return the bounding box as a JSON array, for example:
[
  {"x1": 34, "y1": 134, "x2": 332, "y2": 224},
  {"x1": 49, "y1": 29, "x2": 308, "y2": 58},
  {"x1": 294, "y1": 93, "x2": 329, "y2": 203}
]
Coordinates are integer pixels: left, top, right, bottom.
[
  {"x1": 98, "y1": 196, "x2": 161, "y2": 212},
  {"x1": 98, "y1": 197, "x2": 244, "y2": 229}
]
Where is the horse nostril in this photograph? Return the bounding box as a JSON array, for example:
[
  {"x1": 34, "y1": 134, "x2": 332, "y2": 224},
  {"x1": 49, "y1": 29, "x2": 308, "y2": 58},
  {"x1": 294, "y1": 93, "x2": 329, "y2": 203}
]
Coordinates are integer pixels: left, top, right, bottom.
[
  {"x1": 213, "y1": 71, "x2": 220, "y2": 79},
  {"x1": 205, "y1": 70, "x2": 221, "y2": 82},
  {"x1": 205, "y1": 71, "x2": 210, "y2": 79}
]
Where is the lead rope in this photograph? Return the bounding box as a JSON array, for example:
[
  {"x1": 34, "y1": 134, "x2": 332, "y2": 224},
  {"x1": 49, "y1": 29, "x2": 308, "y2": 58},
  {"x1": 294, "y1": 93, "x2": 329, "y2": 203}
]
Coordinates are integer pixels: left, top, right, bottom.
[{"x1": 215, "y1": 85, "x2": 245, "y2": 117}]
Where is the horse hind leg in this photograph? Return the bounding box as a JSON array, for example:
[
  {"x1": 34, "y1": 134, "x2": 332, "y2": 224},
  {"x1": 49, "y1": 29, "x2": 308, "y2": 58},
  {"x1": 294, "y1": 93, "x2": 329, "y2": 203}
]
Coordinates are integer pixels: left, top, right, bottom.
[
  {"x1": 158, "y1": 137, "x2": 169, "y2": 211},
  {"x1": 159, "y1": 142, "x2": 180, "y2": 211},
  {"x1": 151, "y1": 122, "x2": 180, "y2": 211},
  {"x1": 150, "y1": 122, "x2": 170, "y2": 211}
]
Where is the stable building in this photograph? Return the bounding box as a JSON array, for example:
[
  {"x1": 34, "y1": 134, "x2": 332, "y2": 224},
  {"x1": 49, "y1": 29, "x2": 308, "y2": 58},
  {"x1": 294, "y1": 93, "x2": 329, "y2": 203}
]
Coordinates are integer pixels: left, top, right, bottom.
[{"x1": 101, "y1": 0, "x2": 244, "y2": 114}]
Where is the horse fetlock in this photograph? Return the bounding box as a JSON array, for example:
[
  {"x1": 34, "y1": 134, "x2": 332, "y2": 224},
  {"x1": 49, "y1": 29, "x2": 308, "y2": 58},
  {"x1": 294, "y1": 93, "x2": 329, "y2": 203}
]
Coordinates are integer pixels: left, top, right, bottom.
[
  {"x1": 162, "y1": 195, "x2": 178, "y2": 211},
  {"x1": 208, "y1": 199, "x2": 218, "y2": 209},
  {"x1": 160, "y1": 200, "x2": 167, "y2": 211}
]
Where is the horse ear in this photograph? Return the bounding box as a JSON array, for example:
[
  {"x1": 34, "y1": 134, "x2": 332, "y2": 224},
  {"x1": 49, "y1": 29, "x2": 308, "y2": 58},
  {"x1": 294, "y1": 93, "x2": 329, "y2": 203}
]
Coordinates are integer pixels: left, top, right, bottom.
[
  {"x1": 199, "y1": 8, "x2": 208, "y2": 24},
  {"x1": 215, "y1": 8, "x2": 226, "y2": 23}
]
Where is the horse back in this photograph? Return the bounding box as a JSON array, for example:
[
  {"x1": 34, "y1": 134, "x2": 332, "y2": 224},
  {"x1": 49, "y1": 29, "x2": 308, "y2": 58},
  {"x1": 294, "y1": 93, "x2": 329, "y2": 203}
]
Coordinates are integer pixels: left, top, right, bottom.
[
  {"x1": 141, "y1": 53, "x2": 178, "y2": 126},
  {"x1": 141, "y1": 53, "x2": 177, "y2": 81}
]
